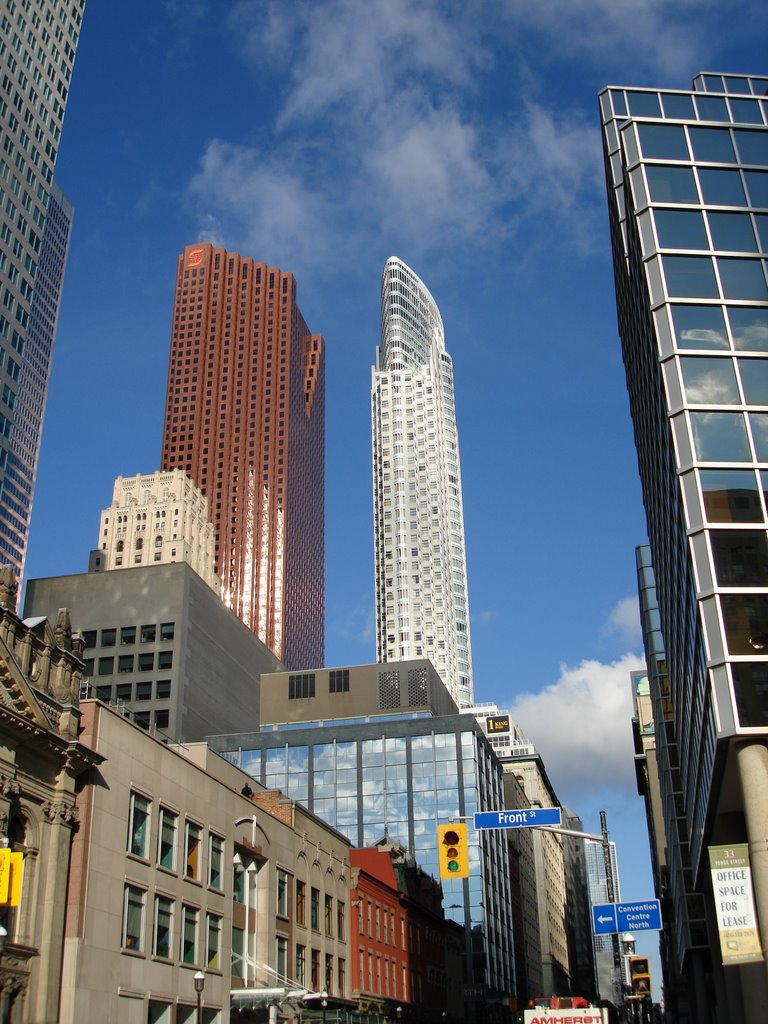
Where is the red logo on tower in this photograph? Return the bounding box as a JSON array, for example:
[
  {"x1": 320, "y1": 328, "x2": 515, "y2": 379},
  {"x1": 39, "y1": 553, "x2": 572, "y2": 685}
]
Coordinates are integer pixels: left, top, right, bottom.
[{"x1": 187, "y1": 248, "x2": 204, "y2": 268}]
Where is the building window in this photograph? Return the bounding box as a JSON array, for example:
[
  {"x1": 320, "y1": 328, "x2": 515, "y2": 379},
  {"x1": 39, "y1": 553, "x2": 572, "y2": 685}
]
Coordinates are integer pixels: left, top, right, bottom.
[
  {"x1": 185, "y1": 821, "x2": 201, "y2": 879},
  {"x1": 122, "y1": 885, "x2": 145, "y2": 951},
  {"x1": 158, "y1": 808, "x2": 177, "y2": 871},
  {"x1": 325, "y1": 894, "x2": 333, "y2": 936},
  {"x1": 118, "y1": 654, "x2": 134, "y2": 673},
  {"x1": 121, "y1": 626, "x2": 136, "y2": 645},
  {"x1": 140, "y1": 624, "x2": 156, "y2": 643},
  {"x1": 138, "y1": 653, "x2": 154, "y2": 672},
  {"x1": 158, "y1": 650, "x2": 173, "y2": 670},
  {"x1": 338, "y1": 957, "x2": 346, "y2": 995},
  {"x1": 329, "y1": 669, "x2": 349, "y2": 693},
  {"x1": 288, "y1": 673, "x2": 315, "y2": 699},
  {"x1": 337, "y1": 900, "x2": 345, "y2": 941},
  {"x1": 209, "y1": 834, "x2": 223, "y2": 890},
  {"x1": 134, "y1": 710, "x2": 150, "y2": 729},
  {"x1": 325, "y1": 953, "x2": 333, "y2": 993},
  {"x1": 276, "y1": 935, "x2": 288, "y2": 980},
  {"x1": 127, "y1": 792, "x2": 150, "y2": 858},
  {"x1": 154, "y1": 710, "x2": 170, "y2": 731},
  {"x1": 82, "y1": 630, "x2": 97, "y2": 647},
  {"x1": 156, "y1": 679, "x2": 172, "y2": 699},
  {"x1": 232, "y1": 927, "x2": 244, "y2": 978},
  {"x1": 96, "y1": 685, "x2": 112, "y2": 701},
  {"x1": 311, "y1": 948, "x2": 320, "y2": 990},
  {"x1": 181, "y1": 905, "x2": 198, "y2": 964},
  {"x1": 136, "y1": 681, "x2": 152, "y2": 701},
  {"x1": 277, "y1": 868, "x2": 289, "y2": 916},
  {"x1": 296, "y1": 943, "x2": 306, "y2": 986},
  {"x1": 98, "y1": 657, "x2": 114, "y2": 675},
  {"x1": 311, "y1": 887, "x2": 320, "y2": 930},
  {"x1": 153, "y1": 895, "x2": 173, "y2": 959},
  {"x1": 206, "y1": 913, "x2": 221, "y2": 969},
  {"x1": 101, "y1": 628, "x2": 116, "y2": 646},
  {"x1": 296, "y1": 880, "x2": 306, "y2": 925},
  {"x1": 160, "y1": 622, "x2": 175, "y2": 641}
]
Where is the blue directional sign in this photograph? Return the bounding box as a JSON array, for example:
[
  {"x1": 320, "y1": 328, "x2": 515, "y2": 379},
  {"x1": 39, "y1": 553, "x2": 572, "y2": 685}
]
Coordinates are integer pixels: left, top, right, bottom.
[
  {"x1": 593, "y1": 900, "x2": 662, "y2": 935},
  {"x1": 474, "y1": 807, "x2": 562, "y2": 830}
]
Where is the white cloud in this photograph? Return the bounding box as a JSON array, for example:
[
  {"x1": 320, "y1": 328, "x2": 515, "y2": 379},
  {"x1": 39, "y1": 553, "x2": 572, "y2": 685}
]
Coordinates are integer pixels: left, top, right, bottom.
[
  {"x1": 601, "y1": 596, "x2": 642, "y2": 647},
  {"x1": 509, "y1": 652, "x2": 646, "y2": 803}
]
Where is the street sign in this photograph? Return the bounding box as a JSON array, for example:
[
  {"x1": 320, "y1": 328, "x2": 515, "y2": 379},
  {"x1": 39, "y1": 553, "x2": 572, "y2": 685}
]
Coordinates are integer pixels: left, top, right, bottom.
[
  {"x1": 474, "y1": 807, "x2": 562, "y2": 830},
  {"x1": 592, "y1": 899, "x2": 662, "y2": 934}
]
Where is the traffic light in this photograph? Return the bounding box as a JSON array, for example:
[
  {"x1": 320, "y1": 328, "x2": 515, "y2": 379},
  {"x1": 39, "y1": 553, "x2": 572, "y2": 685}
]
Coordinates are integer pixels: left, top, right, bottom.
[
  {"x1": 438, "y1": 823, "x2": 469, "y2": 879},
  {"x1": 629, "y1": 956, "x2": 652, "y2": 997}
]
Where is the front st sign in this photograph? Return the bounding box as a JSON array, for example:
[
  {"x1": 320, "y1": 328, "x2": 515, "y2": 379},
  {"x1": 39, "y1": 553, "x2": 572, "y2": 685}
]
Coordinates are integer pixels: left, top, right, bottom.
[{"x1": 473, "y1": 807, "x2": 562, "y2": 830}]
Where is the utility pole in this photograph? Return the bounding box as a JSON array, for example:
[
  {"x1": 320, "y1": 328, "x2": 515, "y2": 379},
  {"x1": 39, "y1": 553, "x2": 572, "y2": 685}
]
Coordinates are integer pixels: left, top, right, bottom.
[{"x1": 601, "y1": 812, "x2": 624, "y2": 1018}]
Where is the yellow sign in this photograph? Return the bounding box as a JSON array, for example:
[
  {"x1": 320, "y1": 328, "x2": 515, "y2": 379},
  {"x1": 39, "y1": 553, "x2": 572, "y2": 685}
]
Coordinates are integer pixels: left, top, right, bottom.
[
  {"x1": 8, "y1": 851, "x2": 23, "y2": 907},
  {"x1": 0, "y1": 849, "x2": 9, "y2": 903},
  {"x1": 487, "y1": 715, "x2": 510, "y2": 733},
  {"x1": 709, "y1": 844, "x2": 762, "y2": 965}
]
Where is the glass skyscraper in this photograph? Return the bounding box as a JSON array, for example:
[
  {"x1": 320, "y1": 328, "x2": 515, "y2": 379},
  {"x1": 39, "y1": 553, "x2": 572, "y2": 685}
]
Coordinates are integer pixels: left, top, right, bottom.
[
  {"x1": 601, "y1": 72, "x2": 768, "y2": 1021},
  {"x1": 161, "y1": 243, "x2": 325, "y2": 669},
  {"x1": 372, "y1": 257, "x2": 473, "y2": 707},
  {"x1": 0, "y1": 2, "x2": 84, "y2": 575}
]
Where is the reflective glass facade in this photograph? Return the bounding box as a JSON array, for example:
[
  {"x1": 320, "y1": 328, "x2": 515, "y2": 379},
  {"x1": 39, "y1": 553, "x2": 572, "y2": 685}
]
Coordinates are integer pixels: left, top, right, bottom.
[
  {"x1": 210, "y1": 715, "x2": 515, "y2": 1004},
  {"x1": 161, "y1": 244, "x2": 325, "y2": 669},
  {"x1": 0, "y1": 2, "x2": 84, "y2": 575},
  {"x1": 372, "y1": 258, "x2": 473, "y2": 707},
  {"x1": 601, "y1": 71, "x2": 768, "y2": 1010}
]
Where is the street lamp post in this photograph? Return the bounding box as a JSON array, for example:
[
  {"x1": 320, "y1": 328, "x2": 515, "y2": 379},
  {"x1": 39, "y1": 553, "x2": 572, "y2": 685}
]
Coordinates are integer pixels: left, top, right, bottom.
[
  {"x1": 321, "y1": 987, "x2": 328, "y2": 1024},
  {"x1": 193, "y1": 970, "x2": 205, "y2": 1024},
  {"x1": 395, "y1": 1007, "x2": 402, "y2": 1021}
]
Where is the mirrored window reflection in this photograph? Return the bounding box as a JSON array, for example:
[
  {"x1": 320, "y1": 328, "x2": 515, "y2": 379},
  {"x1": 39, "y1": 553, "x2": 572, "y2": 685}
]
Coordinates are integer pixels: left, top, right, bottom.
[
  {"x1": 695, "y1": 96, "x2": 730, "y2": 122},
  {"x1": 700, "y1": 469, "x2": 763, "y2": 522},
  {"x1": 646, "y1": 165, "x2": 699, "y2": 204},
  {"x1": 663, "y1": 256, "x2": 719, "y2": 297},
  {"x1": 702, "y1": 75, "x2": 724, "y2": 93},
  {"x1": 627, "y1": 91, "x2": 661, "y2": 117},
  {"x1": 750, "y1": 413, "x2": 768, "y2": 460},
  {"x1": 661, "y1": 93, "x2": 695, "y2": 119},
  {"x1": 708, "y1": 212, "x2": 758, "y2": 252},
  {"x1": 728, "y1": 99, "x2": 764, "y2": 124},
  {"x1": 731, "y1": 664, "x2": 768, "y2": 729},
  {"x1": 721, "y1": 593, "x2": 768, "y2": 654},
  {"x1": 610, "y1": 90, "x2": 627, "y2": 116},
  {"x1": 738, "y1": 359, "x2": 768, "y2": 404},
  {"x1": 755, "y1": 215, "x2": 768, "y2": 253},
  {"x1": 724, "y1": 77, "x2": 751, "y2": 95},
  {"x1": 727, "y1": 307, "x2": 768, "y2": 351},
  {"x1": 655, "y1": 210, "x2": 708, "y2": 249},
  {"x1": 744, "y1": 172, "x2": 768, "y2": 208},
  {"x1": 698, "y1": 169, "x2": 747, "y2": 206},
  {"x1": 688, "y1": 127, "x2": 737, "y2": 164},
  {"x1": 691, "y1": 412, "x2": 751, "y2": 461},
  {"x1": 711, "y1": 530, "x2": 768, "y2": 585},
  {"x1": 638, "y1": 124, "x2": 690, "y2": 160},
  {"x1": 733, "y1": 129, "x2": 768, "y2": 166},
  {"x1": 680, "y1": 357, "x2": 739, "y2": 404},
  {"x1": 672, "y1": 305, "x2": 729, "y2": 349},
  {"x1": 718, "y1": 258, "x2": 768, "y2": 300}
]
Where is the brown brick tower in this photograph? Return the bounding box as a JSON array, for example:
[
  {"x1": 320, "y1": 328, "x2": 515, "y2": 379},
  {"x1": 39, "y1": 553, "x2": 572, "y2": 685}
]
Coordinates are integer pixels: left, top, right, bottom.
[{"x1": 161, "y1": 243, "x2": 324, "y2": 668}]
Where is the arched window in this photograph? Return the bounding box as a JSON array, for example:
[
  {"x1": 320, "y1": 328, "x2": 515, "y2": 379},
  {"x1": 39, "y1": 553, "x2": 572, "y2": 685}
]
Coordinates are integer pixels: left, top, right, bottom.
[{"x1": 116, "y1": 540, "x2": 124, "y2": 553}]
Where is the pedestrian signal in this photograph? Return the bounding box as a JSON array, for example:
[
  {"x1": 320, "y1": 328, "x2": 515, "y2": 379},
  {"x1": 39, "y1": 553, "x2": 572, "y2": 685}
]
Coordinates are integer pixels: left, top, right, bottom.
[
  {"x1": 629, "y1": 956, "x2": 652, "y2": 997},
  {"x1": 438, "y1": 823, "x2": 469, "y2": 879}
]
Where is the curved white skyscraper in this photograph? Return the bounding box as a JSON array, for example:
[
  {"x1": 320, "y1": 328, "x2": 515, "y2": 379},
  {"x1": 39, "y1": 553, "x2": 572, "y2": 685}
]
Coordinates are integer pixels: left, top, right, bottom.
[{"x1": 372, "y1": 257, "x2": 473, "y2": 707}]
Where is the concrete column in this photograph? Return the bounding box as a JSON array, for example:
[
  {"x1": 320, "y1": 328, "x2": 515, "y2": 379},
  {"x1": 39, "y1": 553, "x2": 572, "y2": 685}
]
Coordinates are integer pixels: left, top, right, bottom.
[{"x1": 736, "y1": 742, "x2": 768, "y2": 994}]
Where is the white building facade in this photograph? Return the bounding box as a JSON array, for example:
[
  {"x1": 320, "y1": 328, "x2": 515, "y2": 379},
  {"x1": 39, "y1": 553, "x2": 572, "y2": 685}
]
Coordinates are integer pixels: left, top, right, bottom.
[
  {"x1": 371, "y1": 257, "x2": 473, "y2": 707},
  {"x1": 95, "y1": 470, "x2": 218, "y2": 590}
]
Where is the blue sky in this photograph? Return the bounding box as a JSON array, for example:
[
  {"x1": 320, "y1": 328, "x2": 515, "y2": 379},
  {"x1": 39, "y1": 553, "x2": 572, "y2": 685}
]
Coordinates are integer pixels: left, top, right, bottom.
[{"x1": 23, "y1": 0, "x2": 767, "y2": 997}]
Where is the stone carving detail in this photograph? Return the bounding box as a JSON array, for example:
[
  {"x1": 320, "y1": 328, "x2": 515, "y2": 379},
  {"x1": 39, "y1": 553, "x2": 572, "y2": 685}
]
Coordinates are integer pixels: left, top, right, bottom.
[
  {"x1": 41, "y1": 800, "x2": 78, "y2": 827},
  {"x1": 0, "y1": 564, "x2": 18, "y2": 611},
  {"x1": 53, "y1": 608, "x2": 72, "y2": 652},
  {"x1": 0, "y1": 773, "x2": 20, "y2": 798}
]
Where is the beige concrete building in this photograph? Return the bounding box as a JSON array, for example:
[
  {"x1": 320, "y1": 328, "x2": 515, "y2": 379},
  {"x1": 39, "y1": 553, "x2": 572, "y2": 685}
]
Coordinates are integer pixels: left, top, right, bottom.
[
  {"x1": 259, "y1": 659, "x2": 458, "y2": 728},
  {"x1": 63, "y1": 700, "x2": 352, "y2": 1024},
  {"x1": 0, "y1": 567, "x2": 100, "y2": 1024},
  {"x1": 92, "y1": 470, "x2": 218, "y2": 590}
]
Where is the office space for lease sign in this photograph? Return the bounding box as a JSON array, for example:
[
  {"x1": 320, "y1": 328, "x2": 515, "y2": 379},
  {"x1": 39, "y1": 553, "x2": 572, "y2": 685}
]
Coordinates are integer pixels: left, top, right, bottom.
[{"x1": 709, "y1": 844, "x2": 762, "y2": 965}]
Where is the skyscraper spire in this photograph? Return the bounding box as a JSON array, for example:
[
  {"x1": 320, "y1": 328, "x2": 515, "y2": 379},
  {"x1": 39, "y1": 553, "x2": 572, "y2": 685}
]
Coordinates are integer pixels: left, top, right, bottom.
[{"x1": 372, "y1": 257, "x2": 473, "y2": 706}]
